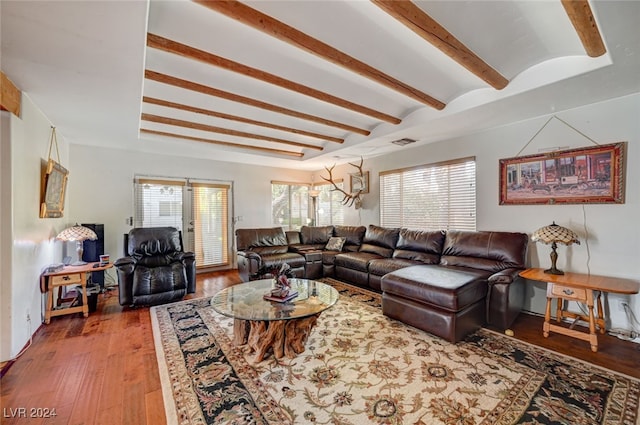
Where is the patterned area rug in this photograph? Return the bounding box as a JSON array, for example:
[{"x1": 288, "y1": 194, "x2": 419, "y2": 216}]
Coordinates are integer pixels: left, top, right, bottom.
[{"x1": 150, "y1": 279, "x2": 640, "y2": 425}]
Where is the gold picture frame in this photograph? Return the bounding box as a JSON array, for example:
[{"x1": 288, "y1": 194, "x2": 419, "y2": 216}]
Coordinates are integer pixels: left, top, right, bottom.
[
  {"x1": 499, "y1": 142, "x2": 626, "y2": 205},
  {"x1": 350, "y1": 170, "x2": 369, "y2": 194},
  {"x1": 40, "y1": 158, "x2": 69, "y2": 218}
]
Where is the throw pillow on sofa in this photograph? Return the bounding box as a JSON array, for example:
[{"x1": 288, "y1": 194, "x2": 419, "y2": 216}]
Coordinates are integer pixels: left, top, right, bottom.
[{"x1": 325, "y1": 236, "x2": 346, "y2": 251}]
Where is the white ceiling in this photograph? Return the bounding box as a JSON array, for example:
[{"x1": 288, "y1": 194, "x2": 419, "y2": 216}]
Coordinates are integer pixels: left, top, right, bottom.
[{"x1": 2, "y1": 1, "x2": 639, "y2": 171}]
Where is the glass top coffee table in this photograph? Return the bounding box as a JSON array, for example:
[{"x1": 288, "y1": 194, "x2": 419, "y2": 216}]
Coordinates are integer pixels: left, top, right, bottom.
[{"x1": 211, "y1": 278, "x2": 339, "y2": 362}]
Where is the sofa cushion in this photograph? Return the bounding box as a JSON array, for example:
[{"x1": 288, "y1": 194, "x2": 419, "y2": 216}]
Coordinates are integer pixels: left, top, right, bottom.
[
  {"x1": 335, "y1": 252, "x2": 382, "y2": 272},
  {"x1": 392, "y1": 229, "x2": 444, "y2": 264},
  {"x1": 368, "y1": 258, "x2": 421, "y2": 277},
  {"x1": 359, "y1": 225, "x2": 400, "y2": 257},
  {"x1": 381, "y1": 265, "x2": 490, "y2": 311},
  {"x1": 236, "y1": 227, "x2": 288, "y2": 250},
  {"x1": 285, "y1": 231, "x2": 301, "y2": 245},
  {"x1": 128, "y1": 227, "x2": 182, "y2": 258},
  {"x1": 251, "y1": 245, "x2": 289, "y2": 255},
  {"x1": 260, "y1": 252, "x2": 306, "y2": 269},
  {"x1": 132, "y1": 262, "x2": 187, "y2": 296},
  {"x1": 325, "y1": 236, "x2": 346, "y2": 251},
  {"x1": 440, "y1": 231, "x2": 528, "y2": 272},
  {"x1": 289, "y1": 244, "x2": 325, "y2": 253},
  {"x1": 333, "y1": 225, "x2": 366, "y2": 249},
  {"x1": 363, "y1": 225, "x2": 400, "y2": 248},
  {"x1": 359, "y1": 243, "x2": 394, "y2": 258},
  {"x1": 300, "y1": 225, "x2": 334, "y2": 244}
]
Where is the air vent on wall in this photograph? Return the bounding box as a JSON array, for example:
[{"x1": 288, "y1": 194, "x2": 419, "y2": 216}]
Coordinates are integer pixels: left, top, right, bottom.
[{"x1": 391, "y1": 138, "x2": 417, "y2": 146}]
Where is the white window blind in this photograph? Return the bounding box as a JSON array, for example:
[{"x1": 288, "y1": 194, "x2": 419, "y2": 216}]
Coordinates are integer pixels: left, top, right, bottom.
[
  {"x1": 314, "y1": 181, "x2": 344, "y2": 226},
  {"x1": 134, "y1": 178, "x2": 185, "y2": 230},
  {"x1": 272, "y1": 182, "x2": 309, "y2": 230},
  {"x1": 134, "y1": 177, "x2": 232, "y2": 269},
  {"x1": 380, "y1": 157, "x2": 476, "y2": 231},
  {"x1": 192, "y1": 182, "x2": 230, "y2": 267}
]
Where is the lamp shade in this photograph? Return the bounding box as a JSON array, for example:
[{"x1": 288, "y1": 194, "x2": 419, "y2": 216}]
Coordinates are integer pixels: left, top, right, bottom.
[
  {"x1": 56, "y1": 224, "x2": 97, "y2": 242},
  {"x1": 531, "y1": 222, "x2": 580, "y2": 246}
]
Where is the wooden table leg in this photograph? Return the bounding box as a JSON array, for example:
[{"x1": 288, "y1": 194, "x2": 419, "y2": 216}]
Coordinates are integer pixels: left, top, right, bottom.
[
  {"x1": 555, "y1": 297, "x2": 563, "y2": 323},
  {"x1": 45, "y1": 280, "x2": 53, "y2": 324},
  {"x1": 595, "y1": 291, "x2": 606, "y2": 334},
  {"x1": 80, "y1": 273, "x2": 89, "y2": 318},
  {"x1": 586, "y1": 289, "x2": 598, "y2": 352},
  {"x1": 543, "y1": 291, "x2": 552, "y2": 338}
]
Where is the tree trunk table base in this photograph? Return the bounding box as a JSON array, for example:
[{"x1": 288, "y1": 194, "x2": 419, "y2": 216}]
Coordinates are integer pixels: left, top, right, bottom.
[{"x1": 233, "y1": 314, "x2": 320, "y2": 362}]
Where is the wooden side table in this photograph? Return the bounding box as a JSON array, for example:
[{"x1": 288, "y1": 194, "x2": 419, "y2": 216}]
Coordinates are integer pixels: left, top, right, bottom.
[
  {"x1": 41, "y1": 262, "x2": 113, "y2": 324},
  {"x1": 520, "y1": 268, "x2": 639, "y2": 352}
]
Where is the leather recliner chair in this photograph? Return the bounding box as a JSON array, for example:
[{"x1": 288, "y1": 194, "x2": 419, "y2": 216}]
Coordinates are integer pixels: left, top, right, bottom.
[{"x1": 115, "y1": 227, "x2": 196, "y2": 306}]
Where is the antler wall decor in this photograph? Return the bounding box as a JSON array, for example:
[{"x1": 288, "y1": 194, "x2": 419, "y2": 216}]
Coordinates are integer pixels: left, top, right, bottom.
[{"x1": 321, "y1": 157, "x2": 365, "y2": 209}]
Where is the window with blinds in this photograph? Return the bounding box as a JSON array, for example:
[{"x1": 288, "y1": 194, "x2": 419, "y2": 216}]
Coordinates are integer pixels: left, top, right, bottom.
[
  {"x1": 314, "y1": 181, "x2": 344, "y2": 226},
  {"x1": 380, "y1": 157, "x2": 476, "y2": 231},
  {"x1": 134, "y1": 179, "x2": 185, "y2": 230},
  {"x1": 134, "y1": 177, "x2": 231, "y2": 268},
  {"x1": 272, "y1": 182, "x2": 309, "y2": 230},
  {"x1": 192, "y1": 182, "x2": 230, "y2": 267}
]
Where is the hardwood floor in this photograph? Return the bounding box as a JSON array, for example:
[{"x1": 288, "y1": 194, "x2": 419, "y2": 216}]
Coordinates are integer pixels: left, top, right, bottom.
[{"x1": 1, "y1": 270, "x2": 638, "y2": 424}]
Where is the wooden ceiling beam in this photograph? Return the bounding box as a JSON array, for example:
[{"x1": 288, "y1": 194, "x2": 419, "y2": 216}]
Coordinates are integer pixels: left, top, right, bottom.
[
  {"x1": 143, "y1": 97, "x2": 344, "y2": 143},
  {"x1": 1, "y1": 71, "x2": 21, "y2": 117},
  {"x1": 141, "y1": 113, "x2": 323, "y2": 150},
  {"x1": 141, "y1": 129, "x2": 304, "y2": 158},
  {"x1": 145, "y1": 70, "x2": 370, "y2": 136},
  {"x1": 561, "y1": 0, "x2": 606, "y2": 57},
  {"x1": 147, "y1": 33, "x2": 400, "y2": 124},
  {"x1": 371, "y1": 0, "x2": 508, "y2": 90},
  {"x1": 193, "y1": 0, "x2": 445, "y2": 110}
]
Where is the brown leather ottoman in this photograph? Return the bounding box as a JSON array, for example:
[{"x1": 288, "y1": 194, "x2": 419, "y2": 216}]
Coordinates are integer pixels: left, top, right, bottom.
[{"x1": 380, "y1": 265, "x2": 490, "y2": 343}]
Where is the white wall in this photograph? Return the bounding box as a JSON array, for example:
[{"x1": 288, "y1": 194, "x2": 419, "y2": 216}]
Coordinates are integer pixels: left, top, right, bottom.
[
  {"x1": 1, "y1": 112, "x2": 12, "y2": 360},
  {"x1": 1, "y1": 95, "x2": 67, "y2": 361},
  {"x1": 331, "y1": 93, "x2": 639, "y2": 330},
  {"x1": 66, "y1": 145, "x2": 311, "y2": 265}
]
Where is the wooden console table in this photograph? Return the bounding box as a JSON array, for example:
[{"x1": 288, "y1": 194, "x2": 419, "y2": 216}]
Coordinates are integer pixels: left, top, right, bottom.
[
  {"x1": 520, "y1": 268, "x2": 639, "y2": 352},
  {"x1": 41, "y1": 262, "x2": 113, "y2": 324}
]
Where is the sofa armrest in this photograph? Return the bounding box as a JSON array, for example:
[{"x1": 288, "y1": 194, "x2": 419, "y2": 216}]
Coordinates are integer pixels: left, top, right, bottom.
[
  {"x1": 488, "y1": 267, "x2": 522, "y2": 284},
  {"x1": 238, "y1": 250, "x2": 262, "y2": 262},
  {"x1": 114, "y1": 256, "x2": 136, "y2": 306},
  {"x1": 179, "y1": 252, "x2": 196, "y2": 293},
  {"x1": 486, "y1": 269, "x2": 526, "y2": 329},
  {"x1": 237, "y1": 250, "x2": 263, "y2": 282}
]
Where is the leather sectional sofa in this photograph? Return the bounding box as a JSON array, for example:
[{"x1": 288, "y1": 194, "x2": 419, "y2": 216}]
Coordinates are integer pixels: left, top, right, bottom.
[
  {"x1": 235, "y1": 225, "x2": 366, "y2": 281},
  {"x1": 235, "y1": 224, "x2": 528, "y2": 343}
]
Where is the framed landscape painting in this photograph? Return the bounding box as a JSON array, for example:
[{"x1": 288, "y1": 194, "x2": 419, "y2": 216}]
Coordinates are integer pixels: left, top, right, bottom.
[{"x1": 499, "y1": 142, "x2": 626, "y2": 205}]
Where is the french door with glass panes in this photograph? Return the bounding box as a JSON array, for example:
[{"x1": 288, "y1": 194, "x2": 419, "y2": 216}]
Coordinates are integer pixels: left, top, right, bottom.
[{"x1": 133, "y1": 177, "x2": 233, "y2": 270}]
